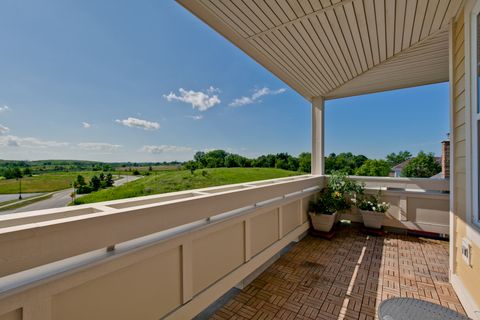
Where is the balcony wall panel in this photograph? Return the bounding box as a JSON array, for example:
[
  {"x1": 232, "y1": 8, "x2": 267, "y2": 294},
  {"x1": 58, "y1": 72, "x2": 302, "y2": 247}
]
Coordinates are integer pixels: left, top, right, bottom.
[
  {"x1": 407, "y1": 197, "x2": 450, "y2": 226},
  {"x1": 250, "y1": 209, "x2": 279, "y2": 257},
  {"x1": 301, "y1": 195, "x2": 315, "y2": 223},
  {"x1": 192, "y1": 222, "x2": 245, "y2": 295},
  {"x1": 281, "y1": 200, "x2": 301, "y2": 236},
  {"x1": 51, "y1": 247, "x2": 182, "y2": 320}
]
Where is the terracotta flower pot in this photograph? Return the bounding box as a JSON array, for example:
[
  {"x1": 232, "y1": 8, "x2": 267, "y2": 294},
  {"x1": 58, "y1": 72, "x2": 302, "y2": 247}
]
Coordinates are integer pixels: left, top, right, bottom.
[
  {"x1": 360, "y1": 209, "x2": 384, "y2": 229},
  {"x1": 309, "y1": 212, "x2": 337, "y2": 232}
]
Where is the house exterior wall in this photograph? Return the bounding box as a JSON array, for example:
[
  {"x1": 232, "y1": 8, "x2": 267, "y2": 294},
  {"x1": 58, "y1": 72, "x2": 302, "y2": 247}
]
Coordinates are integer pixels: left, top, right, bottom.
[{"x1": 451, "y1": 2, "x2": 480, "y2": 318}]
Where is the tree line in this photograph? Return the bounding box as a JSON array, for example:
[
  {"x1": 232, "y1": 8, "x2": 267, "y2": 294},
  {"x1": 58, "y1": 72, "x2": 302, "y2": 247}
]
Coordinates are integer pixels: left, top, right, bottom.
[
  {"x1": 0, "y1": 167, "x2": 32, "y2": 180},
  {"x1": 0, "y1": 149, "x2": 442, "y2": 180},
  {"x1": 184, "y1": 150, "x2": 311, "y2": 173},
  {"x1": 183, "y1": 149, "x2": 442, "y2": 178},
  {"x1": 0, "y1": 159, "x2": 181, "y2": 178}
]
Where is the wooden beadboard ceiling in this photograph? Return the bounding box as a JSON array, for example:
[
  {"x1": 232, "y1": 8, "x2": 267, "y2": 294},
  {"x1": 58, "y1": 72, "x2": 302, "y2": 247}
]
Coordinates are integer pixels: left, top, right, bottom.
[{"x1": 177, "y1": 0, "x2": 461, "y2": 100}]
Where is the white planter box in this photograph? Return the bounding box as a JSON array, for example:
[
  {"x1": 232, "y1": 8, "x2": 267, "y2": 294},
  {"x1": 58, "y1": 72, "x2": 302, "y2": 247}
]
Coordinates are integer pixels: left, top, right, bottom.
[
  {"x1": 360, "y1": 209, "x2": 384, "y2": 229},
  {"x1": 309, "y1": 212, "x2": 337, "y2": 232}
]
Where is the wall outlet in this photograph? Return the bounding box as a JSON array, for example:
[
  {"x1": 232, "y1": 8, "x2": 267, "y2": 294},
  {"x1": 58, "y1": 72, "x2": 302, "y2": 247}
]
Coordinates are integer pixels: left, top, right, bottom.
[{"x1": 462, "y1": 238, "x2": 472, "y2": 267}]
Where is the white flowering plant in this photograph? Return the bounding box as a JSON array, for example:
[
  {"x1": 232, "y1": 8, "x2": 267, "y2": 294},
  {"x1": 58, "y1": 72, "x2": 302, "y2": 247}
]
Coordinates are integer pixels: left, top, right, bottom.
[{"x1": 357, "y1": 191, "x2": 390, "y2": 213}]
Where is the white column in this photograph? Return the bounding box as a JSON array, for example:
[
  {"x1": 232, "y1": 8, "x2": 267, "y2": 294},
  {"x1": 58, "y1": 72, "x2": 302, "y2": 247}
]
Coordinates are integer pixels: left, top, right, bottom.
[{"x1": 311, "y1": 97, "x2": 325, "y2": 175}]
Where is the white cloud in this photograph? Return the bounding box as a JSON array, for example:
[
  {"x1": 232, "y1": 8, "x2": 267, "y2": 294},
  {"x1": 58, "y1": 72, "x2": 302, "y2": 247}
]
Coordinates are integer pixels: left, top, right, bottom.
[
  {"x1": 187, "y1": 115, "x2": 204, "y2": 121},
  {"x1": 77, "y1": 142, "x2": 122, "y2": 152},
  {"x1": 0, "y1": 135, "x2": 69, "y2": 148},
  {"x1": 140, "y1": 145, "x2": 192, "y2": 154},
  {"x1": 229, "y1": 87, "x2": 286, "y2": 107},
  {"x1": 163, "y1": 87, "x2": 221, "y2": 111},
  {"x1": 207, "y1": 86, "x2": 221, "y2": 94},
  {"x1": 82, "y1": 122, "x2": 91, "y2": 129},
  {"x1": 0, "y1": 124, "x2": 9, "y2": 135},
  {"x1": 0, "y1": 105, "x2": 9, "y2": 113},
  {"x1": 115, "y1": 117, "x2": 160, "y2": 130},
  {"x1": 229, "y1": 96, "x2": 253, "y2": 107}
]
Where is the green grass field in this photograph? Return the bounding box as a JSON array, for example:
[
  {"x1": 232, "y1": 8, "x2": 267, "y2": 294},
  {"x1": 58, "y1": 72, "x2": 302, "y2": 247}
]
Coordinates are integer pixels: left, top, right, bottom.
[
  {"x1": 73, "y1": 168, "x2": 302, "y2": 205},
  {"x1": 0, "y1": 172, "x2": 100, "y2": 194}
]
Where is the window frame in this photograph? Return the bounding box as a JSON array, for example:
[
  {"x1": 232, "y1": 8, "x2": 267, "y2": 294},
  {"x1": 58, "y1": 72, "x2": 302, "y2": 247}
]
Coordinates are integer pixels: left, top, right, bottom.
[{"x1": 470, "y1": 1, "x2": 480, "y2": 230}]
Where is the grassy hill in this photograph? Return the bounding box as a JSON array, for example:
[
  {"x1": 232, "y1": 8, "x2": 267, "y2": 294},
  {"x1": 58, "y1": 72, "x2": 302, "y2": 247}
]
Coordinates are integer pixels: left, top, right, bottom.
[
  {"x1": 73, "y1": 168, "x2": 302, "y2": 205},
  {"x1": 0, "y1": 172, "x2": 100, "y2": 194}
]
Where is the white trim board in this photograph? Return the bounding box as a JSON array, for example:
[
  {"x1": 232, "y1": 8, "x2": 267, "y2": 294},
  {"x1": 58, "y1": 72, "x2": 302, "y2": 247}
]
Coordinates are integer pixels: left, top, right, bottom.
[{"x1": 452, "y1": 274, "x2": 480, "y2": 319}]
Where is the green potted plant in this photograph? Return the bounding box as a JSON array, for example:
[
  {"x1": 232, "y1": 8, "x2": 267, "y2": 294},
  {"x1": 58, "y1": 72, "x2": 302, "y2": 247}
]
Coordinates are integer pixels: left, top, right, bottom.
[
  {"x1": 308, "y1": 171, "x2": 364, "y2": 232},
  {"x1": 357, "y1": 191, "x2": 390, "y2": 229},
  {"x1": 327, "y1": 170, "x2": 364, "y2": 215},
  {"x1": 308, "y1": 189, "x2": 337, "y2": 232}
]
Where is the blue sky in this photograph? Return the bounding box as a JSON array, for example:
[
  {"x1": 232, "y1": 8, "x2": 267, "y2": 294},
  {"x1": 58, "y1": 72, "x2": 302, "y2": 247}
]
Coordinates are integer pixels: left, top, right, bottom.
[{"x1": 0, "y1": 0, "x2": 449, "y2": 162}]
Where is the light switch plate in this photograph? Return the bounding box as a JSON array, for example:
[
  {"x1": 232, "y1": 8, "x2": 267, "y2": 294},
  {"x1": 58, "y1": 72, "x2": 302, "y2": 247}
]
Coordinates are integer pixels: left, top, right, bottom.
[{"x1": 462, "y1": 238, "x2": 472, "y2": 267}]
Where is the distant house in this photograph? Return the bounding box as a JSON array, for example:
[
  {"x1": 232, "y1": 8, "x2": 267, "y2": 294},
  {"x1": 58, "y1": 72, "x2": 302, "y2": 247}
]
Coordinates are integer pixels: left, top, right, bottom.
[
  {"x1": 391, "y1": 159, "x2": 412, "y2": 178},
  {"x1": 391, "y1": 140, "x2": 449, "y2": 178}
]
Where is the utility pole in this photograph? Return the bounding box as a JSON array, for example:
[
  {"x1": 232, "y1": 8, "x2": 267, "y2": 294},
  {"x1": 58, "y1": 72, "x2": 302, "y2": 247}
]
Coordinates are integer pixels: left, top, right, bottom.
[
  {"x1": 17, "y1": 177, "x2": 22, "y2": 200},
  {"x1": 71, "y1": 181, "x2": 76, "y2": 202}
]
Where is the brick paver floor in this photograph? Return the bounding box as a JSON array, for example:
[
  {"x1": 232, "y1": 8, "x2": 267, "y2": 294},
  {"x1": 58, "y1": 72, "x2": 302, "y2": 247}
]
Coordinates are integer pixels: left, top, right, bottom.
[{"x1": 210, "y1": 226, "x2": 465, "y2": 320}]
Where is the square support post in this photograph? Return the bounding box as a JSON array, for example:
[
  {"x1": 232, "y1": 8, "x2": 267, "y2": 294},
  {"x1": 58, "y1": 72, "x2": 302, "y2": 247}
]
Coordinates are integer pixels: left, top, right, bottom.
[{"x1": 311, "y1": 97, "x2": 325, "y2": 175}]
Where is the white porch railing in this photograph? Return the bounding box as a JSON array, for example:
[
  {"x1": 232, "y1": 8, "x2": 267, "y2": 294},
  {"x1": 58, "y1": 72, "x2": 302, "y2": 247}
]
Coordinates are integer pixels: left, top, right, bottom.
[
  {"x1": 0, "y1": 175, "x2": 449, "y2": 320},
  {"x1": 0, "y1": 175, "x2": 321, "y2": 320}
]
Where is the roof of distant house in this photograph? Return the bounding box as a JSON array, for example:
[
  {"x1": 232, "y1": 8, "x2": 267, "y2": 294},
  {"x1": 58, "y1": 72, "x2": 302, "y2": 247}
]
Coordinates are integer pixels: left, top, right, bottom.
[{"x1": 391, "y1": 157, "x2": 441, "y2": 171}]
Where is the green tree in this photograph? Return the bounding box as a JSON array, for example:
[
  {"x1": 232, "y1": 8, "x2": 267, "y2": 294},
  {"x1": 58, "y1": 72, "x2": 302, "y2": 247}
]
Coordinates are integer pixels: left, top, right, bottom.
[
  {"x1": 12, "y1": 167, "x2": 23, "y2": 179},
  {"x1": 298, "y1": 152, "x2": 311, "y2": 173},
  {"x1": 105, "y1": 173, "x2": 114, "y2": 187},
  {"x1": 401, "y1": 151, "x2": 441, "y2": 178},
  {"x1": 355, "y1": 159, "x2": 391, "y2": 176},
  {"x1": 184, "y1": 161, "x2": 198, "y2": 174},
  {"x1": 275, "y1": 159, "x2": 286, "y2": 170},
  {"x1": 76, "y1": 175, "x2": 91, "y2": 194},
  {"x1": 225, "y1": 154, "x2": 242, "y2": 167},
  {"x1": 287, "y1": 156, "x2": 299, "y2": 171},
  {"x1": 325, "y1": 153, "x2": 368, "y2": 174},
  {"x1": 203, "y1": 150, "x2": 228, "y2": 168},
  {"x1": 76, "y1": 175, "x2": 86, "y2": 187},
  {"x1": 89, "y1": 175, "x2": 101, "y2": 191},
  {"x1": 253, "y1": 154, "x2": 276, "y2": 168},
  {"x1": 386, "y1": 151, "x2": 412, "y2": 167},
  {"x1": 23, "y1": 167, "x2": 32, "y2": 176},
  {"x1": 194, "y1": 151, "x2": 207, "y2": 168}
]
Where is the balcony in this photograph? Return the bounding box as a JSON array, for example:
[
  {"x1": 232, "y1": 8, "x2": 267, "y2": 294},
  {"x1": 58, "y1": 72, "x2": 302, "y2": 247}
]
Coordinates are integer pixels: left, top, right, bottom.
[
  {"x1": 0, "y1": 175, "x2": 454, "y2": 320},
  {"x1": 207, "y1": 227, "x2": 464, "y2": 320},
  {"x1": 0, "y1": 0, "x2": 476, "y2": 318}
]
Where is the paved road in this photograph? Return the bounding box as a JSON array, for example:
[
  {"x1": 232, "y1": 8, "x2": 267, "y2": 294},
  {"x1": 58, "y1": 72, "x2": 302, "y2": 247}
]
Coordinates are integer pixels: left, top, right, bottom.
[
  {"x1": 0, "y1": 193, "x2": 42, "y2": 203},
  {"x1": 1, "y1": 175, "x2": 141, "y2": 214}
]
